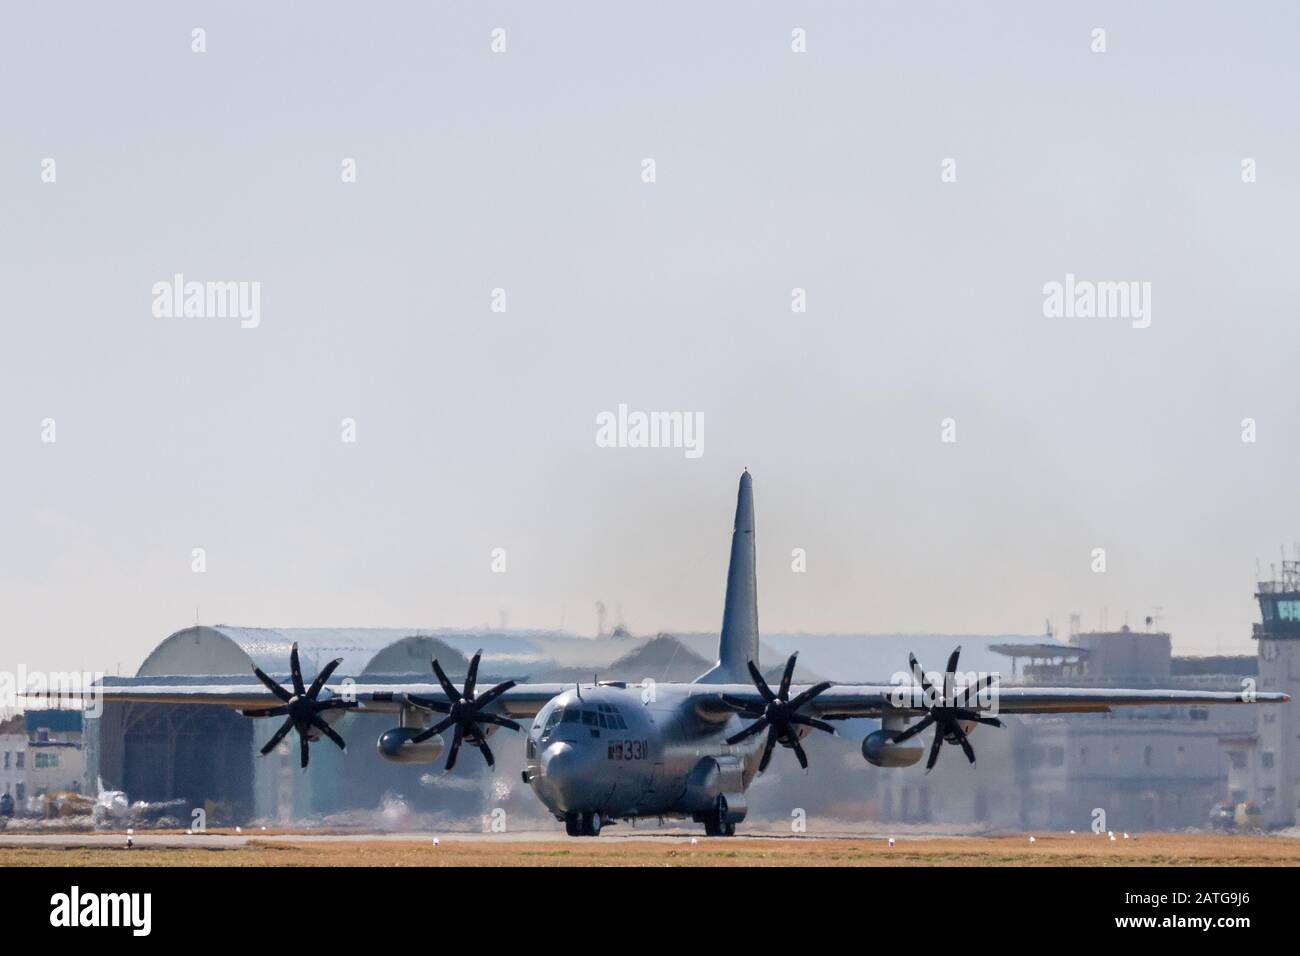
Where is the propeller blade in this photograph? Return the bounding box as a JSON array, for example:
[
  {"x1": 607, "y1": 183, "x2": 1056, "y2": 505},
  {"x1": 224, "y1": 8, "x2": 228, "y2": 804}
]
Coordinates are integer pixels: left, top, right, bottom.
[
  {"x1": 310, "y1": 715, "x2": 347, "y2": 751},
  {"x1": 909, "y1": 653, "x2": 932, "y2": 694},
  {"x1": 476, "y1": 740, "x2": 495, "y2": 768},
  {"x1": 473, "y1": 679, "x2": 516, "y2": 709},
  {"x1": 464, "y1": 650, "x2": 482, "y2": 699},
  {"x1": 444, "y1": 725, "x2": 464, "y2": 771},
  {"x1": 789, "y1": 733, "x2": 809, "y2": 770},
  {"x1": 954, "y1": 673, "x2": 996, "y2": 705},
  {"x1": 300, "y1": 733, "x2": 310, "y2": 769},
  {"x1": 476, "y1": 713, "x2": 522, "y2": 731},
  {"x1": 891, "y1": 713, "x2": 935, "y2": 744},
  {"x1": 943, "y1": 646, "x2": 962, "y2": 703},
  {"x1": 951, "y1": 720, "x2": 976, "y2": 765},
  {"x1": 242, "y1": 705, "x2": 290, "y2": 718},
  {"x1": 305, "y1": 657, "x2": 343, "y2": 700},
  {"x1": 405, "y1": 695, "x2": 451, "y2": 713},
  {"x1": 411, "y1": 714, "x2": 456, "y2": 744},
  {"x1": 719, "y1": 694, "x2": 764, "y2": 716},
  {"x1": 778, "y1": 653, "x2": 798, "y2": 700},
  {"x1": 259, "y1": 717, "x2": 295, "y2": 755},
  {"x1": 950, "y1": 709, "x2": 1002, "y2": 729},
  {"x1": 726, "y1": 718, "x2": 770, "y2": 745},
  {"x1": 757, "y1": 728, "x2": 778, "y2": 773},
  {"x1": 289, "y1": 643, "x2": 307, "y2": 698},
  {"x1": 790, "y1": 714, "x2": 837, "y2": 735},
  {"x1": 746, "y1": 661, "x2": 776, "y2": 702},
  {"x1": 252, "y1": 667, "x2": 292, "y2": 703},
  {"x1": 786, "y1": 681, "x2": 832, "y2": 710},
  {"x1": 924, "y1": 727, "x2": 944, "y2": 772},
  {"x1": 431, "y1": 659, "x2": 461, "y2": 702}
]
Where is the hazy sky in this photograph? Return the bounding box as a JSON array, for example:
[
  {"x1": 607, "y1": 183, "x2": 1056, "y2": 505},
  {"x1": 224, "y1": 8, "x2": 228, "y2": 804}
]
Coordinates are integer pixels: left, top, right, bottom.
[{"x1": 3, "y1": 2, "x2": 1299, "y2": 676}]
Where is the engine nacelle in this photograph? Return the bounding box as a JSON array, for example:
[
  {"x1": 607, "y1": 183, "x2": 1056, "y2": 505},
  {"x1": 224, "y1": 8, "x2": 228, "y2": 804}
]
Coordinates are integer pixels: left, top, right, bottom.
[
  {"x1": 862, "y1": 729, "x2": 923, "y2": 768},
  {"x1": 377, "y1": 727, "x2": 445, "y2": 764}
]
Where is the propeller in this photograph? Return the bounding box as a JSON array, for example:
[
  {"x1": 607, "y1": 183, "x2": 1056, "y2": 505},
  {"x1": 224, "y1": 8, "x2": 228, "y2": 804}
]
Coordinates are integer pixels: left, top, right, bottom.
[
  {"x1": 891, "y1": 645, "x2": 1002, "y2": 773},
  {"x1": 245, "y1": 642, "x2": 357, "y2": 769},
  {"x1": 407, "y1": 650, "x2": 520, "y2": 771},
  {"x1": 722, "y1": 652, "x2": 836, "y2": 772}
]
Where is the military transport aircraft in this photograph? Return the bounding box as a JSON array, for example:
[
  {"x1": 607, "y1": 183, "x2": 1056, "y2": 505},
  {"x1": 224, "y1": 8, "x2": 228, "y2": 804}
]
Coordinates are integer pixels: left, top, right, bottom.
[{"x1": 62, "y1": 472, "x2": 1287, "y2": 836}]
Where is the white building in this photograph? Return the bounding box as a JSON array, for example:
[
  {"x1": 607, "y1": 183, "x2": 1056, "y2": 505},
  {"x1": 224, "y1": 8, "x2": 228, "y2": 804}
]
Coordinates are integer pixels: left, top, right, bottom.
[{"x1": 0, "y1": 715, "x2": 27, "y2": 806}]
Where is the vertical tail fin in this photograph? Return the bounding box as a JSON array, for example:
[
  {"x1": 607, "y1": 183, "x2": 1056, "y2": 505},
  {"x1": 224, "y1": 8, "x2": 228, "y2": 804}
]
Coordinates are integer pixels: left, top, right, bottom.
[{"x1": 696, "y1": 470, "x2": 759, "y2": 683}]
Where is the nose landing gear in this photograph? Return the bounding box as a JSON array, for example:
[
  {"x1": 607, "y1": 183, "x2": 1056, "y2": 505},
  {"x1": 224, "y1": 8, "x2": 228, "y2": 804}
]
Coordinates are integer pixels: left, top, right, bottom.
[
  {"x1": 703, "y1": 795, "x2": 736, "y2": 837},
  {"x1": 564, "y1": 811, "x2": 603, "y2": 836}
]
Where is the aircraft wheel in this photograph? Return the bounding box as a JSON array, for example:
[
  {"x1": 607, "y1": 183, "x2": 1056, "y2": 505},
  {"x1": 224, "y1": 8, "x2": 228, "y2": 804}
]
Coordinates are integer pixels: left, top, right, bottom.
[
  {"x1": 582, "y1": 811, "x2": 602, "y2": 836},
  {"x1": 703, "y1": 796, "x2": 731, "y2": 836},
  {"x1": 564, "y1": 813, "x2": 582, "y2": 837}
]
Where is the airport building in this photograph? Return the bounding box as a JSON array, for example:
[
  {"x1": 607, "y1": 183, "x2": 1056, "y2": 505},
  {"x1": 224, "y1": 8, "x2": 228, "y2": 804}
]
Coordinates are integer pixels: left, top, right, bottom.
[
  {"x1": 870, "y1": 567, "x2": 1300, "y2": 832},
  {"x1": 0, "y1": 710, "x2": 85, "y2": 813},
  {"x1": 1221, "y1": 561, "x2": 1300, "y2": 827},
  {"x1": 874, "y1": 626, "x2": 1261, "y2": 832}
]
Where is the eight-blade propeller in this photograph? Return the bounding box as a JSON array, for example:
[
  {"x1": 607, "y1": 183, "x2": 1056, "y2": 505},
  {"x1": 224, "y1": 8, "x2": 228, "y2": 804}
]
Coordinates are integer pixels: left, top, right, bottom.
[
  {"x1": 891, "y1": 645, "x2": 1002, "y2": 773},
  {"x1": 407, "y1": 650, "x2": 520, "y2": 770},
  {"x1": 722, "y1": 653, "x2": 836, "y2": 772},
  {"x1": 245, "y1": 642, "x2": 357, "y2": 769}
]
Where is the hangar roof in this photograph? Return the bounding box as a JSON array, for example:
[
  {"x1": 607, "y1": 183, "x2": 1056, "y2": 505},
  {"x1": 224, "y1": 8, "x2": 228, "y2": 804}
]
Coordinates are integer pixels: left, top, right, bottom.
[{"x1": 137, "y1": 625, "x2": 648, "y2": 682}]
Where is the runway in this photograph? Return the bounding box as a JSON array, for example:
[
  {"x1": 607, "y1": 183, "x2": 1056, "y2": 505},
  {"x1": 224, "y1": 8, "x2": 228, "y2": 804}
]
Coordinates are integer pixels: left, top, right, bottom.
[{"x1": 2, "y1": 829, "x2": 1297, "y2": 866}]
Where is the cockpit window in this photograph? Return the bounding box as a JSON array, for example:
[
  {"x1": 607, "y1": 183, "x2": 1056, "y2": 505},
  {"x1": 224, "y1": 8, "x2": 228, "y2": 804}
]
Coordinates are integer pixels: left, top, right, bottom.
[
  {"x1": 597, "y1": 702, "x2": 628, "y2": 730},
  {"x1": 561, "y1": 709, "x2": 581, "y2": 724},
  {"x1": 539, "y1": 707, "x2": 563, "y2": 741},
  {"x1": 581, "y1": 710, "x2": 598, "y2": 726}
]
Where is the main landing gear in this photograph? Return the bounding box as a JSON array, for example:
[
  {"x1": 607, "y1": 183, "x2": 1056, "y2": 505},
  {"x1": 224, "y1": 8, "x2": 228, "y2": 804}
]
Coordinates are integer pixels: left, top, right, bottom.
[
  {"x1": 703, "y1": 795, "x2": 736, "y2": 837},
  {"x1": 564, "y1": 811, "x2": 603, "y2": 836}
]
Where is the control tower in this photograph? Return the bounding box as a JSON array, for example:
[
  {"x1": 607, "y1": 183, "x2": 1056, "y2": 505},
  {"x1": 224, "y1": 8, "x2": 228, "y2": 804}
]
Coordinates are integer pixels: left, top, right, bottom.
[{"x1": 1250, "y1": 560, "x2": 1300, "y2": 826}]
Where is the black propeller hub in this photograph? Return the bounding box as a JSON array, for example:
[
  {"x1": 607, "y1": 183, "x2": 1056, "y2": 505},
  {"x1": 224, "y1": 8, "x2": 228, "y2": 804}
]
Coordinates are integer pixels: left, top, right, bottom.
[
  {"x1": 889, "y1": 646, "x2": 1003, "y2": 773},
  {"x1": 721, "y1": 653, "x2": 836, "y2": 773},
  {"x1": 244, "y1": 643, "x2": 356, "y2": 769},
  {"x1": 406, "y1": 650, "x2": 521, "y2": 771}
]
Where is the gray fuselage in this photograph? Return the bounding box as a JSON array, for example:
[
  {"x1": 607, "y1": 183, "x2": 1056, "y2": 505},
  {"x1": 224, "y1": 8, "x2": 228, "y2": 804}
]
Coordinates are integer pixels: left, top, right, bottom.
[{"x1": 523, "y1": 684, "x2": 787, "y2": 824}]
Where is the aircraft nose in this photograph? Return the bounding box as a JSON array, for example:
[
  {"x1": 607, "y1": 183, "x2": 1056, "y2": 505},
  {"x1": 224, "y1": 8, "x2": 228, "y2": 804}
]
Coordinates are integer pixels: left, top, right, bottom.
[{"x1": 535, "y1": 742, "x2": 592, "y2": 812}]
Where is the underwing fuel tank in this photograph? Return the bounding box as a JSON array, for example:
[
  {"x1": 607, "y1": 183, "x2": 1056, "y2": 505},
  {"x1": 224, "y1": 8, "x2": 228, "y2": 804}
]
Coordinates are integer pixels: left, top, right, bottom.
[
  {"x1": 377, "y1": 727, "x2": 445, "y2": 764},
  {"x1": 862, "y1": 729, "x2": 923, "y2": 768}
]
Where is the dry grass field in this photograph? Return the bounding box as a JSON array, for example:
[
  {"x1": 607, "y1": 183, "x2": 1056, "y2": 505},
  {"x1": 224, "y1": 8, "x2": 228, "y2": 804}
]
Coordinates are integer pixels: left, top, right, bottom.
[{"x1": 2, "y1": 831, "x2": 1298, "y2": 867}]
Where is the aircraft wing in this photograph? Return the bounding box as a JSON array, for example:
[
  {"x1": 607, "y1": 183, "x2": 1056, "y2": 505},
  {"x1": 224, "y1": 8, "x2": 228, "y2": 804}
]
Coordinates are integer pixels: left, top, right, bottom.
[
  {"x1": 691, "y1": 683, "x2": 1287, "y2": 720},
  {"x1": 27, "y1": 675, "x2": 568, "y2": 719}
]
